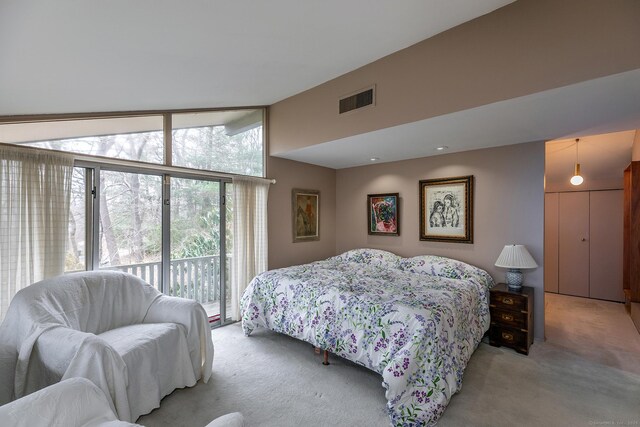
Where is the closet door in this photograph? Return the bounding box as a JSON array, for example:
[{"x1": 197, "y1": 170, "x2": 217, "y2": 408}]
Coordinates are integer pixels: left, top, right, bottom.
[
  {"x1": 558, "y1": 192, "x2": 590, "y2": 297},
  {"x1": 544, "y1": 193, "x2": 559, "y2": 293},
  {"x1": 590, "y1": 190, "x2": 624, "y2": 302}
]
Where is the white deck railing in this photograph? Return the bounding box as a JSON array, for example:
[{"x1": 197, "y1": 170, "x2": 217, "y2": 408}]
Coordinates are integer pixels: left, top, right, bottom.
[{"x1": 107, "y1": 255, "x2": 222, "y2": 305}]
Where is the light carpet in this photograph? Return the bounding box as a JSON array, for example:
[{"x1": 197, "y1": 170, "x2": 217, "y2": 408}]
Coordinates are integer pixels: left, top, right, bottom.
[
  {"x1": 545, "y1": 292, "x2": 640, "y2": 375},
  {"x1": 139, "y1": 322, "x2": 640, "y2": 427}
]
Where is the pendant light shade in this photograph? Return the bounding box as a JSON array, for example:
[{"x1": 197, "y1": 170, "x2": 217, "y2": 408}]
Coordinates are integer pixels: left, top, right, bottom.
[
  {"x1": 570, "y1": 167, "x2": 583, "y2": 185},
  {"x1": 570, "y1": 138, "x2": 583, "y2": 186}
]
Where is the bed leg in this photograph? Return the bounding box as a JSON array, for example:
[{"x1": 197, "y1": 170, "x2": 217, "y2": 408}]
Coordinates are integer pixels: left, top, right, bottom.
[
  {"x1": 322, "y1": 350, "x2": 329, "y2": 366},
  {"x1": 314, "y1": 346, "x2": 321, "y2": 354}
]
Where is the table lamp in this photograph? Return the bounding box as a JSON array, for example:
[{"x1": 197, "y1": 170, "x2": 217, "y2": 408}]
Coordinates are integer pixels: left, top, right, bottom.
[{"x1": 494, "y1": 245, "x2": 538, "y2": 290}]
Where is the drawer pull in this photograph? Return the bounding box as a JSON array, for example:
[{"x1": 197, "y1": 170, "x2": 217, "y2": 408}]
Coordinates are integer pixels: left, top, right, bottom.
[
  {"x1": 502, "y1": 297, "x2": 514, "y2": 305},
  {"x1": 501, "y1": 313, "x2": 514, "y2": 322},
  {"x1": 501, "y1": 332, "x2": 514, "y2": 342}
]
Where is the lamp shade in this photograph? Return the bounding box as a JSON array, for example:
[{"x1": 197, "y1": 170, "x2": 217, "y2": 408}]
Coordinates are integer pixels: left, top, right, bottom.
[{"x1": 494, "y1": 245, "x2": 538, "y2": 269}]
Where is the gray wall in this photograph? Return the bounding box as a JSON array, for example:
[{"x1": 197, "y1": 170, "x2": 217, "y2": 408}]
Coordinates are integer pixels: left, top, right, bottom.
[{"x1": 334, "y1": 141, "x2": 545, "y2": 339}]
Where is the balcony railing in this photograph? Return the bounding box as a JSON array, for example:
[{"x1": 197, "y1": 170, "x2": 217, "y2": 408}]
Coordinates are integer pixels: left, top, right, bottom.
[{"x1": 106, "y1": 255, "x2": 222, "y2": 307}]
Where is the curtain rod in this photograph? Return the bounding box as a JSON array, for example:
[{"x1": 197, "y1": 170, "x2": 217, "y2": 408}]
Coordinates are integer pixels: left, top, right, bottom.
[{"x1": 0, "y1": 142, "x2": 276, "y2": 184}]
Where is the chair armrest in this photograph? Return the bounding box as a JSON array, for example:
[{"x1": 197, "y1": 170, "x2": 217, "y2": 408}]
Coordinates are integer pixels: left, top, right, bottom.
[
  {"x1": 34, "y1": 327, "x2": 101, "y2": 379},
  {"x1": 0, "y1": 378, "x2": 141, "y2": 427},
  {"x1": 0, "y1": 340, "x2": 17, "y2": 404},
  {"x1": 31, "y1": 327, "x2": 131, "y2": 422},
  {"x1": 143, "y1": 296, "x2": 214, "y2": 382}
]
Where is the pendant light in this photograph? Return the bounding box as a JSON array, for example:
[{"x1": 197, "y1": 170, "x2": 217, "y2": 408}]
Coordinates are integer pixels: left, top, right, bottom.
[{"x1": 570, "y1": 138, "x2": 584, "y2": 186}]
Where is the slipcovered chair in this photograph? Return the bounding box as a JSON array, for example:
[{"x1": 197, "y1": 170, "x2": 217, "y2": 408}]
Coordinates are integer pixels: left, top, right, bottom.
[
  {"x1": 0, "y1": 271, "x2": 214, "y2": 422},
  {"x1": 0, "y1": 378, "x2": 141, "y2": 427},
  {"x1": 0, "y1": 340, "x2": 16, "y2": 405}
]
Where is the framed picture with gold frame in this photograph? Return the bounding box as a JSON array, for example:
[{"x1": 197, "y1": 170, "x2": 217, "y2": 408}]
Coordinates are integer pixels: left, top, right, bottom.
[
  {"x1": 292, "y1": 189, "x2": 320, "y2": 242},
  {"x1": 419, "y1": 175, "x2": 473, "y2": 243}
]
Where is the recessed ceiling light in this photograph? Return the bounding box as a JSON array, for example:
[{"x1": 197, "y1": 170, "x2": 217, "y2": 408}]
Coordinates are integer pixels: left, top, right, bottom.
[
  {"x1": 435, "y1": 146, "x2": 448, "y2": 151},
  {"x1": 370, "y1": 157, "x2": 380, "y2": 161}
]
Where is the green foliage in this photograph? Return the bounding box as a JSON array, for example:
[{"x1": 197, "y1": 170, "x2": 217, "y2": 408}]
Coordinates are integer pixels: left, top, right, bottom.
[
  {"x1": 172, "y1": 125, "x2": 263, "y2": 176},
  {"x1": 172, "y1": 210, "x2": 221, "y2": 259}
]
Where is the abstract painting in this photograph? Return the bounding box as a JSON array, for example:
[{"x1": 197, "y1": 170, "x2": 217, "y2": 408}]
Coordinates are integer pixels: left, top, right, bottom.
[{"x1": 367, "y1": 193, "x2": 400, "y2": 236}]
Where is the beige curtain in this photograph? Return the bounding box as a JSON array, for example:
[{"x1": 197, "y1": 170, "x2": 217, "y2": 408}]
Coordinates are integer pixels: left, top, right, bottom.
[
  {"x1": 231, "y1": 176, "x2": 270, "y2": 321},
  {"x1": 0, "y1": 146, "x2": 74, "y2": 321}
]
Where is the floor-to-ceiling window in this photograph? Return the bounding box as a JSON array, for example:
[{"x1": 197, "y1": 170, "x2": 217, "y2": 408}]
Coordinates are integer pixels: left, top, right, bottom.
[
  {"x1": 169, "y1": 177, "x2": 224, "y2": 322},
  {"x1": 0, "y1": 108, "x2": 265, "y2": 327}
]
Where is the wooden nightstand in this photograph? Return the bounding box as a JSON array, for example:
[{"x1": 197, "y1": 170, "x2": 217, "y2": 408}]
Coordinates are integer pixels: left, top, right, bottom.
[{"x1": 489, "y1": 283, "x2": 534, "y2": 355}]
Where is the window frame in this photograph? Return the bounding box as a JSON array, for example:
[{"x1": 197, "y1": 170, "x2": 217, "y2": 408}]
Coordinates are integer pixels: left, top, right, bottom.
[
  {"x1": 0, "y1": 106, "x2": 269, "y2": 179},
  {"x1": 0, "y1": 107, "x2": 266, "y2": 328},
  {"x1": 71, "y1": 162, "x2": 233, "y2": 327}
]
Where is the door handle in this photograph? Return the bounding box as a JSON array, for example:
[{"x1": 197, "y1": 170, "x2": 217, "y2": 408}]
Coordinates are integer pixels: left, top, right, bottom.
[{"x1": 581, "y1": 238, "x2": 586, "y2": 241}]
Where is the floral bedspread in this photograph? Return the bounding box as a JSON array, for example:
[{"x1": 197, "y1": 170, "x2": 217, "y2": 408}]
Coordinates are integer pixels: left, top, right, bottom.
[{"x1": 241, "y1": 249, "x2": 494, "y2": 426}]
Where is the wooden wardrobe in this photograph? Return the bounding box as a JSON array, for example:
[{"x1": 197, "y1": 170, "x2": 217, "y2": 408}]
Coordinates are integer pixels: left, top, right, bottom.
[{"x1": 624, "y1": 161, "x2": 640, "y2": 331}]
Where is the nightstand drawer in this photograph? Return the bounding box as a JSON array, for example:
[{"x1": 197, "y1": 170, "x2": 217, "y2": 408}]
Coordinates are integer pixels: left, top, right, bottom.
[
  {"x1": 489, "y1": 325, "x2": 527, "y2": 351},
  {"x1": 489, "y1": 284, "x2": 534, "y2": 355},
  {"x1": 490, "y1": 292, "x2": 527, "y2": 312},
  {"x1": 491, "y1": 307, "x2": 526, "y2": 329}
]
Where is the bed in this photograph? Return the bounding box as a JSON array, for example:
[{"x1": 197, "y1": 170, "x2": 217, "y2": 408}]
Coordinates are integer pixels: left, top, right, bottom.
[{"x1": 240, "y1": 249, "x2": 494, "y2": 426}]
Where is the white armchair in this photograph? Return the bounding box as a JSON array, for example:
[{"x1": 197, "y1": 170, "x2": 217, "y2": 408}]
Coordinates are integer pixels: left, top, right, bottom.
[
  {"x1": 0, "y1": 271, "x2": 214, "y2": 422},
  {"x1": 0, "y1": 378, "x2": 141, "y2": 427},
  {"x1": 0, "y1": 340, "x2": 17, "y2": 405}
]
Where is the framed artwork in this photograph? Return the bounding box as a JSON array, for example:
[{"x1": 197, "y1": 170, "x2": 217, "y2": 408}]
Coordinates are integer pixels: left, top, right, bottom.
[
  {"x1": 419, "y1": 175, "x2": 473, "y2": 243},
  {"x1": 367, "y1": 193, "x2": 400, "y2": 236},
  {"x1": 292, "y1": 189, "x2": 320, "y2": 242}
]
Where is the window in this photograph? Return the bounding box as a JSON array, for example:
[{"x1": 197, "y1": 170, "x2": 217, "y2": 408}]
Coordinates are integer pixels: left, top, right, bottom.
[
  {"x1": 172, "y1": 110, "x2": 263, "y2": 176},
  {"x1": 99, "y1": 171, "x2": 162, "y2": 280},
  {"x1": 170, "y1": 177, "x2": 228, "y2": 321},
  {"x1": 0, "y1": 116, "x2": 164, "y2": 163},
  {"x1": 0, "y1": 108, "x2": 264, "y2": 326},
  {"x1": 0, "y1": 108, "x2": 265, "y2": 176},
  {"x1": 66, "y1": 168, "x2": 87, "y2": 272}
]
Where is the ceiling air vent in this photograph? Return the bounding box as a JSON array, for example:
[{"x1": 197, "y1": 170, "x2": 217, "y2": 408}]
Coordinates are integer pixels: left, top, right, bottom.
[{"x1": 339, "y1": 85, "x2": 375, "y2": 115}]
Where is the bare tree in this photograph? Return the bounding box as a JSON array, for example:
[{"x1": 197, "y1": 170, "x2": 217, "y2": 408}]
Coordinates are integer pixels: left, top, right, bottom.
[
  {"x1": 95, "y1": 136, "x2": 121, "y2": 265},
  {"x1": 100, "y1": 177, "x2": 121, "y2": 265}
]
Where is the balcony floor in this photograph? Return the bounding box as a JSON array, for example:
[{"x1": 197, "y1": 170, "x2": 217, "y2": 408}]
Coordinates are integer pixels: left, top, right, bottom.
[{"x1": 202, "y1": 300, "x2": 233, "y2": 321}]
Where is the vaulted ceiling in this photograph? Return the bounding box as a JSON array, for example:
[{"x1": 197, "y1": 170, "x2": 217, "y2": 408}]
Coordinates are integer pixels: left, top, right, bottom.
[
  {"x1": 3, "y1": 0, "x2": 639, "y2": 171},
  {"x1": 0, "y1": 0, "x2": 513, "y2": 116}
]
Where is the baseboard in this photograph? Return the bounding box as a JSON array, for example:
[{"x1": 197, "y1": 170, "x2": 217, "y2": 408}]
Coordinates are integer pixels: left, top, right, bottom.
[{"x1": 631, "y1": 302, "x2": 640, "y2": 334}]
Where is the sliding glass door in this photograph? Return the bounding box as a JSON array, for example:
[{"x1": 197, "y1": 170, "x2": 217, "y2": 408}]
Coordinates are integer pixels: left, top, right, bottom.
[
  {"x1": 98, "y1": 170, "x2": 163, "y2": 288},
  {"x1": 169, "y1": 177, "x2": 226, "y2": 322},
  {"x1": 66, "y1": 165, "x2": 230, "y2": 326}
]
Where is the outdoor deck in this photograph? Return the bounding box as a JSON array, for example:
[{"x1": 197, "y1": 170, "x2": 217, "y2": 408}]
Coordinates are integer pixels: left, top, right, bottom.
[
  {"x1": 107, "y1": 255, "x2": 231, "y2": 322},
  {"x1": 202, "y1": 300, "x2": 233, "y2": 321}
]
